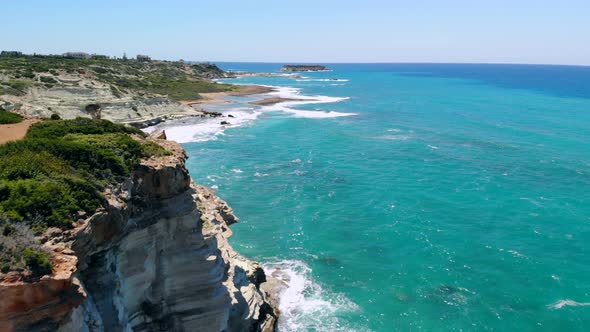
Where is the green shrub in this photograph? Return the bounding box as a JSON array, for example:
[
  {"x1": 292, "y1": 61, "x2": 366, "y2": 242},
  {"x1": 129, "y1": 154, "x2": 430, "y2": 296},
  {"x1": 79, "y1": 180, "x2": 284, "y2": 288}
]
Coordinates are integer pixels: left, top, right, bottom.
[
  {"x1": 0, "y1": 178, "x2": 100, "y2": 228},
  {"x1": 40, "y1": 76, "x2": 58, "y2": 84},
  {"x1": 0, "y1": 150, "x2": 71, "y2": 180},
  {"x1": 26, "y1": 117, "x2": 144, "y2": 139},
  {"x1": 21, "y1": 71, "x2": 35, "y2": 79},
  {"x1": 50, "y1": 113, "x2": 61, "y2": 120},
  {"x1": 23, "y1": 248, "x2": 52, "y2": 276},
  {"x1": 0, "y1": 110, "x2": 23, "y2": 124},
  {"x1": 141, "y1": 140, "x2": 172, "y2": 157},
  {"x1": 0, "y1": 218, "x2": 52, "y2": 277}
]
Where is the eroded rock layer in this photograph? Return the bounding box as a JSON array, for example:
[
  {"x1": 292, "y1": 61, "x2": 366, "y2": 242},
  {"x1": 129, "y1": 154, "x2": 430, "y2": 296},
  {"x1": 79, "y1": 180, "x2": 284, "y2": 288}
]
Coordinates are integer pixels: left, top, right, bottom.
[{"x1": 0, "y1": 138, "x2": 278, "y2": 332}]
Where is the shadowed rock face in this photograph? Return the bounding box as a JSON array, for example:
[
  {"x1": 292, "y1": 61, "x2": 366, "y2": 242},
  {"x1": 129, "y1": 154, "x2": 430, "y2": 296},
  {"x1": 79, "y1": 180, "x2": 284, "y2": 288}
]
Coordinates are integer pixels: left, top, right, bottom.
[{"x1": 0, "y1": 138, "x2": 278, "y2": 332}]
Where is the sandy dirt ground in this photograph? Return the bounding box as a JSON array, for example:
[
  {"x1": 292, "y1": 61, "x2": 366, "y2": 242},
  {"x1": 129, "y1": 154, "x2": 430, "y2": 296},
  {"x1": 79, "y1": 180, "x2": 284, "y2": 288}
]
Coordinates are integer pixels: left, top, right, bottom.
[
  {"x1": 248, "y1": 97, "x2": 304, "y2": 106},
  {"x1": 0, "y1": 119, "x2": 40, "y2": 144},
  {"x1": 182, "y1": 85, "x2": 276, "y2": 106}
]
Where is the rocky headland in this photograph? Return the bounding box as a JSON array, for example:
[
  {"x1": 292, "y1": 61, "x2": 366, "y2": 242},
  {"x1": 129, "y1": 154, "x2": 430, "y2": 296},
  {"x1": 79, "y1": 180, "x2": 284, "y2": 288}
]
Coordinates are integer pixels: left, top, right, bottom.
[
  {"x1": 0, "y1": 55, "x2": 285, "y2": 331},
  {"x1": 0, "y1": 127, "x2": 280, "y2": 331},
  {"x1": 0, "y1": 56, "x2": 230, "y2": 124}
]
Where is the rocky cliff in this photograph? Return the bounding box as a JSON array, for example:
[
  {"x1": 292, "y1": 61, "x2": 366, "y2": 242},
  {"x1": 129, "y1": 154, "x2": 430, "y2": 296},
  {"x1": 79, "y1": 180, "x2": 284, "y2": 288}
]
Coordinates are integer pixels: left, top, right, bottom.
[
  {"x1": 0, "y1": 57, "x2": 234, "y2": 125},
  {"x1": 0, "y1": 137, "x2": 279, "y2": 332}
]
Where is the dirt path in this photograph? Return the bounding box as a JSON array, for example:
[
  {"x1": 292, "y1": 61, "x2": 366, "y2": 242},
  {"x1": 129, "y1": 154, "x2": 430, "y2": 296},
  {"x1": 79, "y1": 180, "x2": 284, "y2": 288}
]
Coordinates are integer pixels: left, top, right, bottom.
[{"x1": 0, "y1": 119, "x2": 40, "y2": 144}]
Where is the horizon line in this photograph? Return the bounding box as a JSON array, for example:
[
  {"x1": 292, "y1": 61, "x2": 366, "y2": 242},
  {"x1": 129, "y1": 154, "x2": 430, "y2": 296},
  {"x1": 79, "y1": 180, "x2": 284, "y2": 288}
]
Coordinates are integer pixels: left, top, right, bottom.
[
  {"x1": 3, "y1": 50, "x2": 588, "y2": 67},
  {"x1": 208, "y1": 60, "x2": 590, "y2": 68}
]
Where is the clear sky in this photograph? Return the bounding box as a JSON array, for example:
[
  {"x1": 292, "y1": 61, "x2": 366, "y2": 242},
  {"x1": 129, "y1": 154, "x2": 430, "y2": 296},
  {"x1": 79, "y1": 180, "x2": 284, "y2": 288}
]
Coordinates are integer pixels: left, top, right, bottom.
[{"x1": 2, "y1": 0, "x2": 589, "y2": 65}]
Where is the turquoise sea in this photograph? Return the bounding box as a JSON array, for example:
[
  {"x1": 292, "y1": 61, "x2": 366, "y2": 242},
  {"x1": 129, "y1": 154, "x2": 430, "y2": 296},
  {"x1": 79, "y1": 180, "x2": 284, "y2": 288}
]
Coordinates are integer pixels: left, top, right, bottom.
[{"x1": 150, "y1": 63, "x2": 590, "y2": 331}]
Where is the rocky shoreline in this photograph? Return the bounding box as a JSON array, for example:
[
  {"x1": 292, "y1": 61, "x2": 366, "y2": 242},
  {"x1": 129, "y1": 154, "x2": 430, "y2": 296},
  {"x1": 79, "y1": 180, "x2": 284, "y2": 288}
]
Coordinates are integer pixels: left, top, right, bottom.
[
  {"x1": 249, "y1": 97, "x2": 303, "y2": 106},
  {"x1": 120, "y1": 85, "x2": 277, "y2": 128},
  {"x1": 0, "y1": 135, "x2": 281, "y2": 331}
]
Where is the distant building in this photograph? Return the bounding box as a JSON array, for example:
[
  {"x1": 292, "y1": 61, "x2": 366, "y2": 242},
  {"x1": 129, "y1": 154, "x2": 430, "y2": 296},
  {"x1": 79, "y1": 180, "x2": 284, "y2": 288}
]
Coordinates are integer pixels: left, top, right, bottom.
[
  {"x1": 136, "y1": 54, "x2": 151, "y2": 62},
  {"x1": 0, "y1": 51, "x2": 23, "y2": 58},
  {"x1": 91, "y1": 54, "x2": 109, "y2": 59},
  {"x1": 63, "y1": 52, "x2": 90, "y2": 59}
]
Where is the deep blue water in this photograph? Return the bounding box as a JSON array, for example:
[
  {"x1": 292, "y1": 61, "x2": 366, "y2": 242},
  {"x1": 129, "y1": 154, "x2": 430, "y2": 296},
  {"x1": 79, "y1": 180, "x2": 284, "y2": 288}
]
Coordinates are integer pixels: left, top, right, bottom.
[{"x1": 155, "y1": 63, "x2": 590, "y2": 331}]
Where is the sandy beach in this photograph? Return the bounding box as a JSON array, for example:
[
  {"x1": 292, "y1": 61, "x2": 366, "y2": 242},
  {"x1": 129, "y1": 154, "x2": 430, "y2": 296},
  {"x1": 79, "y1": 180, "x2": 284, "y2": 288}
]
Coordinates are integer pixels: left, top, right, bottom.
[
  {"x1": 182, "y1": 85, "x2": 276, "y2": 106},
  {"x1": 249, "y1": 97, "x2": 304, "y2": 106}
]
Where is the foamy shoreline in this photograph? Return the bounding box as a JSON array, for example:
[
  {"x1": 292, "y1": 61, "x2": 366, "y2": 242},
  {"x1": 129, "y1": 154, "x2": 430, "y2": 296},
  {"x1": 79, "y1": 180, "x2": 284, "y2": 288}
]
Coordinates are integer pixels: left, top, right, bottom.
[
  {"x1": 143, "y1": 77, "x2": 361, "y2": 331},
  {"x1": 142, "y1": 81, "x2": 355, "y2": 142}
]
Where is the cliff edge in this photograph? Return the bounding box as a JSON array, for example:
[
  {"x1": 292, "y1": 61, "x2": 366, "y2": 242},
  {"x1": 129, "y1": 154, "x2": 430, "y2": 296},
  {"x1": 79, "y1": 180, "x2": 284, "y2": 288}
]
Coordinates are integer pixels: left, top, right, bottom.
[{"x1": 0, "y1": 136, "x2": 279, "y2": 331}]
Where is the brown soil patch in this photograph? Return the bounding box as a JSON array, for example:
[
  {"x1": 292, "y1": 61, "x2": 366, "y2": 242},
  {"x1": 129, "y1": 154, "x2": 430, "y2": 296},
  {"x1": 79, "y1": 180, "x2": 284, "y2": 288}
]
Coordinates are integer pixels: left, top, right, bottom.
[
  {"x1": 182, "y1": 85, "x2": 276, "y2": 106},
  {"x1": 249, "y1": 97, "x2": 303, "y2": 106},
  {"x1": 0, "y1": 119, "x2": 40, "y2": 144}
]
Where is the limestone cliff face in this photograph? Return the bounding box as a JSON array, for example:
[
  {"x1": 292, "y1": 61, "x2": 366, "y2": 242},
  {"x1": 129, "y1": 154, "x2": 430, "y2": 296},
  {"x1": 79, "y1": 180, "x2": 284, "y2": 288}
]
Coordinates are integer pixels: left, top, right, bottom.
[
  {"x1": 0, "y1": 138, "x2": 278, "y2": 332},
  {"x1": 1, "y1": 76, "x2": 202, "y2": 125}
]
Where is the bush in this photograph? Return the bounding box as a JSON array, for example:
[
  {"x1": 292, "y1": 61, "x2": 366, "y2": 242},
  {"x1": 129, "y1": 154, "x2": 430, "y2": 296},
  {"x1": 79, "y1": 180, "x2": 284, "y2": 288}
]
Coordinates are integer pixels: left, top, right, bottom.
[
  {"x1": 40, "y1": 76, "x2": 58, "y2": 84},
  {"x1": 0, "y1": 110, "x2": 23, "y2": 124},
  {"x1": 0, "y1": 218, "x2": 52, "y2": 277},
  {"x1": 23, "y1": 248, "x2": 52, "y2": 276},
  {"x1": 26, "y1": 117, "x2": 144, "y2": 139},
  {"x1": 21, "y1": 71, "x2": 35, "y2": 79},
  {"x1": 50, "y1": 113, "x2": 61, "y2": 120}
]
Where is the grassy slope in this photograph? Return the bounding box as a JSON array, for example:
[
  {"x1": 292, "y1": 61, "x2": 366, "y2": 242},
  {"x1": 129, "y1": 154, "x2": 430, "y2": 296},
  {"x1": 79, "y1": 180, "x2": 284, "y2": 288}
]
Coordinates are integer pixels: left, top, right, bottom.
[{"x1": 0, "y1": 56, "x2": 235, "y2": 101}]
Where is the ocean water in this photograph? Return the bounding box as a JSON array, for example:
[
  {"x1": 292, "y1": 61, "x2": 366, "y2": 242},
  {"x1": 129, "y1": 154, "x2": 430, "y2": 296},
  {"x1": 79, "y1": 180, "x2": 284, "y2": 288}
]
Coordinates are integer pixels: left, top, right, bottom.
[{"x1": 151, "y1": 63, "x2": 590, "y2": 331}]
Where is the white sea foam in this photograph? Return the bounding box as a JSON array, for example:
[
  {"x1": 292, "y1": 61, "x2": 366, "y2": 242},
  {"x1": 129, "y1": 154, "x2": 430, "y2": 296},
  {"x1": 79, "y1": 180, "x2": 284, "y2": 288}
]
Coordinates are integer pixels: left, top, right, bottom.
[
  {"x1": 143, "y1": 83, "x2": 354, "y2": 142},
  {"x1": 262, "y1": 260, "x2": 363, "y2": 332},
  {"x1": 547, "y1": 299, "x2": 590, "y2": 309},
  {"x1": 259, "y1": 85, "x2": 356, "y2": 118},
  {"x1": 296, "y1": 78, "x2": 350, "y2": 82},
  {"x1": 376, "y1": 135, "x2": 412, "y2": 141},
  {"x1": 142, "y1": 107, "x2": 261, "y2": 143},
  {"x1": 231, "y1": 168, "x2": 243, "y2": 173}
]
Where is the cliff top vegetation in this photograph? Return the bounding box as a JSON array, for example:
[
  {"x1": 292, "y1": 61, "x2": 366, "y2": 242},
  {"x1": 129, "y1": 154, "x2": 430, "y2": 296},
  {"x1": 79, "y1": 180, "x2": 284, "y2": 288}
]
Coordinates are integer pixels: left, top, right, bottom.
[
  {"x1": 0, "y1": 118, "x2": 169, "y2": 277},
  {"x1": 0, "y1": 55, "x2": 235, "y2": 101}
]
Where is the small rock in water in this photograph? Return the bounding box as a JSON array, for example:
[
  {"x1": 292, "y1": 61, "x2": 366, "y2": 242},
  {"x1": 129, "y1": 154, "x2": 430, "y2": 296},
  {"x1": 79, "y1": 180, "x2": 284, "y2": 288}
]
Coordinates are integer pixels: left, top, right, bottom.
[
  {"x1": 228, "y1": 114, "x2": 235, "y2": 118},
  {"x1": 220, "y1": 121, "x2": 230, "y2": 125}
]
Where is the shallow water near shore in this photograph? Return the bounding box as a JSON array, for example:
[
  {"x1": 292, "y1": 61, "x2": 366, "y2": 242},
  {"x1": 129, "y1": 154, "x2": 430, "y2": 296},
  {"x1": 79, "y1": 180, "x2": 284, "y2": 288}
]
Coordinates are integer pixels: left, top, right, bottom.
[{"x1": 161, "y1": 63, "x2": 590, "y2": 331}]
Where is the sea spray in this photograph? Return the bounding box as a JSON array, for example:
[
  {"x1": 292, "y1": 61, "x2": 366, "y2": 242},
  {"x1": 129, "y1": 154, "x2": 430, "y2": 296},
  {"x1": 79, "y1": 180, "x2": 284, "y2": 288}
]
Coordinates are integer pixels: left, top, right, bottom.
[{"x1": 262, "y1": 260, "x2": 367, "y2": 332}]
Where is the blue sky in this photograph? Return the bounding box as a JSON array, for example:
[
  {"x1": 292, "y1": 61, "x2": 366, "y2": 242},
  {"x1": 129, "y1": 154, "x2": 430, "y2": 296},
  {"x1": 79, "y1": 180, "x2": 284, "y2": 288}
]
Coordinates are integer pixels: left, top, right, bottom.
[{"x1": 2, "y1": 0, "x2": 589, "y2": 65}]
